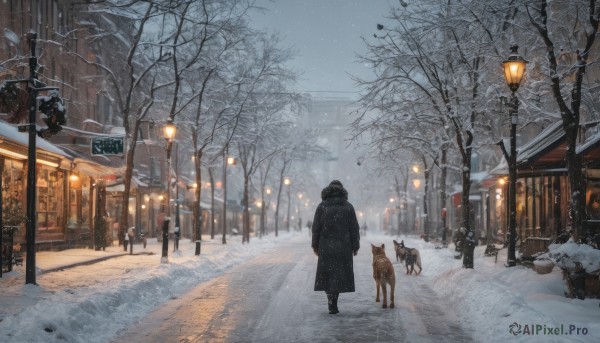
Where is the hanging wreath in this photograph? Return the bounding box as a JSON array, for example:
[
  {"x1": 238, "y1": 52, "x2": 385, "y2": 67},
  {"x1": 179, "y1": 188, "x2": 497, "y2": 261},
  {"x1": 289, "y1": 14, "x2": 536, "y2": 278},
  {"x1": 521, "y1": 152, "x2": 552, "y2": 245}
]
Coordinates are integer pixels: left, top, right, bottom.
[{"x1": 0, "y1": 83, "x2": 28, "y2": 123}]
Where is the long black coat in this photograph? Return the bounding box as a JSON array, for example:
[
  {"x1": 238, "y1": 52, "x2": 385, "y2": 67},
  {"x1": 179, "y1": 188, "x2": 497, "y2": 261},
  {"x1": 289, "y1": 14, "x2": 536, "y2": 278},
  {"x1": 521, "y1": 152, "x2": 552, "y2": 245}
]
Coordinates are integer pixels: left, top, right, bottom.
[{"x1": 311, "y1": 184, "x2": 360, "y2": 293}]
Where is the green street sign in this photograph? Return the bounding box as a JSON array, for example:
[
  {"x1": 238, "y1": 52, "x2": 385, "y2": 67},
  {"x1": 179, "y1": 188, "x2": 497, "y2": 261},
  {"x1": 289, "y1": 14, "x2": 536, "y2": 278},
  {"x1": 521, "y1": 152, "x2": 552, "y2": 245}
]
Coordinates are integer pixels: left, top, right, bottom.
[{"x1": 91, "y1": 137, "x2": 124, "y2": 156}]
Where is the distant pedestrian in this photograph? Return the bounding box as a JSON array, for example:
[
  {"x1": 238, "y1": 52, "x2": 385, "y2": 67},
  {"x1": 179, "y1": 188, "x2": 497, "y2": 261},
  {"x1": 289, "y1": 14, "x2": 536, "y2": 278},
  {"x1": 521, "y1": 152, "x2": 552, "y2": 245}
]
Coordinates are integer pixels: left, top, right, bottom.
[
  {"x1": 157, "y1": 210, "x2": 166, "y2": 238},
  {"x1": 311, "y1": 180, "x2": 360, "y2": 314},
  {"x1": 123, "y1": 232, "x2": 129, "y2": 251},
  {"x1": 127, "y1": 227, "x2": 135, "y2": 255}
]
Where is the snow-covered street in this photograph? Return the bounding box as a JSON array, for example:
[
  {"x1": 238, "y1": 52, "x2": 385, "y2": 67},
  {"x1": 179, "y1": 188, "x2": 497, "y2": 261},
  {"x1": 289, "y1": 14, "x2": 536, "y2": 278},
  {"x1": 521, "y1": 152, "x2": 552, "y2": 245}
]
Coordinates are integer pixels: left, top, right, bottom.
[
  {"x1": 1, "y1": 230, "x2": 599, "y2": 343},
  {"x1": 109, "y1": 235, "x2": 471, "y2": 343}
]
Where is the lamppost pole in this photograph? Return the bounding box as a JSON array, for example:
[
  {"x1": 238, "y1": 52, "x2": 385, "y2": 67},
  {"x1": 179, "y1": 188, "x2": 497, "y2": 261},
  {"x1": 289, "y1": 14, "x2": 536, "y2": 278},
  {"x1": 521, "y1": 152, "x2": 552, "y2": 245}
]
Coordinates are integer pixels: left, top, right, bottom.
[
  {"x1": 161, "y1": 119, "x2": 176, "y2": 263},
  {"x1": 500, "y1": 44, "x2": 527, "y2": 267},
  {"x1": 174, "y1": 143, "x2": 180, "y2": 253},
  {"x1": 222, "y1": 147, "x2": 229, "y2": 244},
  {"x1": 507, "y1": 94, "x2": 518, "y2": 266},
  {"x1": 194, "y1": 180, "x2": 201, "y2": 255},
  {"x1": 25, "y1": 32, "x2": 39, "y2": 285}
]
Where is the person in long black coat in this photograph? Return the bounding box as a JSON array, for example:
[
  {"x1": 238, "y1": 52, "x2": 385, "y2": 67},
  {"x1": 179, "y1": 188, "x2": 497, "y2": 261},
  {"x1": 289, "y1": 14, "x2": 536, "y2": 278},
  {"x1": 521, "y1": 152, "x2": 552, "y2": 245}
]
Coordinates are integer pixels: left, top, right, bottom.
[{"x1": 311, "y1": 180, "x2": 360, "y2": 314}]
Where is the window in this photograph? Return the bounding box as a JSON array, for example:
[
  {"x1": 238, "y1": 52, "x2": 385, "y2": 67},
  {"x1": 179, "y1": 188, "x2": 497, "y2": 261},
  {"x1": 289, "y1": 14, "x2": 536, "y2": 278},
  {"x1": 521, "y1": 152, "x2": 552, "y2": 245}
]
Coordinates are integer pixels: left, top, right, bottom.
[{"x1": 37, "y1": 168, "x2": 65, "y2": 232}]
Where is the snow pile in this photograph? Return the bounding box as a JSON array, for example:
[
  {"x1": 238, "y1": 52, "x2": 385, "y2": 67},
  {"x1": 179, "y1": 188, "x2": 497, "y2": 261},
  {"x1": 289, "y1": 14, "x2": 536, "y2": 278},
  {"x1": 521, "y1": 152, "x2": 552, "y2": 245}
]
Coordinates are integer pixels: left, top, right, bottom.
[
  {"x1": 541, "y1": 242, "x2": 600, "y2": 273},
  {"x1": 404, "y1": 237, "x2": 600, "y2": 343}
]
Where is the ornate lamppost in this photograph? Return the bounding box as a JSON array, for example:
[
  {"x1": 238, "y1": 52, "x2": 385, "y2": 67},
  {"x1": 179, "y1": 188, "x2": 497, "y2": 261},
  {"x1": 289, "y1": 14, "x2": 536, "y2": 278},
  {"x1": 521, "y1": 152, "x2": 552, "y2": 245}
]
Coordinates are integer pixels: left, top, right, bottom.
[
  {"x1": 161, "y1": 119, "x2": 176, "y2": 263},
  {"x1": 499, "y1": 45, "x2": 527, "y2": 267}
]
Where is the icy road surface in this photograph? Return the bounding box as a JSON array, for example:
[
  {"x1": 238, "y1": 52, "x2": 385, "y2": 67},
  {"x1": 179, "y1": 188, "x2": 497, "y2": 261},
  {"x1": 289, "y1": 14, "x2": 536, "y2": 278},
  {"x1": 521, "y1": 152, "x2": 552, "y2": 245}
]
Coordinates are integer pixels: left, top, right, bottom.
[{"x1": 110, "y1": 238, "x2": 472, "y2": 343}]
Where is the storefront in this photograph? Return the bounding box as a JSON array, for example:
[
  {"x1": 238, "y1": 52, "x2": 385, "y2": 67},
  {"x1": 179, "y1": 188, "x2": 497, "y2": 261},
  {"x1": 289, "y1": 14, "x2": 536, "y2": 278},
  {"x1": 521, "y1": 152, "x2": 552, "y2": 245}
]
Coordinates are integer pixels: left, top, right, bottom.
[{"x1": 0, "y1": 121, "x2": 116, "y2": 251}]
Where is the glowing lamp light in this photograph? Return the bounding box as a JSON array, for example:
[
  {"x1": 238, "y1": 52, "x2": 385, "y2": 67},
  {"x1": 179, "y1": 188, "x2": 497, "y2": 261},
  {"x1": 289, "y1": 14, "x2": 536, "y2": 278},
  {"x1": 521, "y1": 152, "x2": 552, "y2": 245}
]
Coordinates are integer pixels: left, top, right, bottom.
[
  {"x1": 163, "y1": 120, "x2": 177, "y2": 142},
  {"x1": 284, "y1": 177, "x2": 291, "y2": 186},
  {"x1": 502, "y1": 45, "x2": 528, "y2": 92}
]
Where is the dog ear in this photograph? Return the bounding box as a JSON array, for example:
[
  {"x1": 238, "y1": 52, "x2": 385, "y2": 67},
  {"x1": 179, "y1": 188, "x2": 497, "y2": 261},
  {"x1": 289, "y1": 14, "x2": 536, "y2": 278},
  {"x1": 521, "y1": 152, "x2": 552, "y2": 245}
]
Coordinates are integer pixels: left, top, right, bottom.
[{"x1": 393, "y1": 240, "x2": 398, "y2": 245}]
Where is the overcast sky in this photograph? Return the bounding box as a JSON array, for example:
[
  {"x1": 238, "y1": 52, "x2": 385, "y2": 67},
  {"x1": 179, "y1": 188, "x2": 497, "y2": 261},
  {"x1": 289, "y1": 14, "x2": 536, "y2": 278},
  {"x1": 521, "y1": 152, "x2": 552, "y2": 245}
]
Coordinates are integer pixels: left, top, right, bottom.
[{"x1": 251, "y1": 0, "x2": 393, "y2": 98}]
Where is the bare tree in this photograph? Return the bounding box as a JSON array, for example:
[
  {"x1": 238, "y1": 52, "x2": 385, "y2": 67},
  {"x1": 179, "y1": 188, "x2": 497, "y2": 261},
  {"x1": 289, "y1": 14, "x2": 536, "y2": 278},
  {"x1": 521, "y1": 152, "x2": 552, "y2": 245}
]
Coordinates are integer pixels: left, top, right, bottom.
[
  {"x1": 353, "y1": 1, "x2": 510, "y2": 267},
  {"x1": 524, "y1": 0, "x2": 600, "y2": 241}
]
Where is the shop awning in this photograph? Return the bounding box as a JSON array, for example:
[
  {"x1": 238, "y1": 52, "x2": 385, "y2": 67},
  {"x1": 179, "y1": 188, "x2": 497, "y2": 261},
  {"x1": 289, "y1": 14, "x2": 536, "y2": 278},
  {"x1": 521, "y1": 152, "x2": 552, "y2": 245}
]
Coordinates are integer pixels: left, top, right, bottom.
[
  {"x1": 72, "y1": 158, "x2": 121, "y2": 178},
  {"x1": 0, "y1": 121, "x2": 71, "y2": 167}
]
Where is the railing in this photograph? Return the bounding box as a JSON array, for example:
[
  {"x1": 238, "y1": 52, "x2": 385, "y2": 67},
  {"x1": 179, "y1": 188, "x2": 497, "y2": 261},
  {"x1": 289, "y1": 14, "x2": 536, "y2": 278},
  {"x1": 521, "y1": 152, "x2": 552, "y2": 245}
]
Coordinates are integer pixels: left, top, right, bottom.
[{"x1": 520, "y1": 236, "x2": 551, "y2": 258}]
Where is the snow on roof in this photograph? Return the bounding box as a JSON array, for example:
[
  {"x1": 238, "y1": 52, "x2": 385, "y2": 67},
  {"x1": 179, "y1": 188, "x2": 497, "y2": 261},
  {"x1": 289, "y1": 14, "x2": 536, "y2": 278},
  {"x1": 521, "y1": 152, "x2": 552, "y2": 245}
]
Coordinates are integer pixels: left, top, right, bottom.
[
  {"x1": 577, "y1": 130, "x2": 600, "y2": 154},
  {"x1": 0, "y1": 120, "x2": 71, "y2": 158},
  {"x1": 516, "y1": 120, "x2": 564, "y2": 165},
  {"x1": 470, "y1": 171, "x2": 488, "y2": 183}
]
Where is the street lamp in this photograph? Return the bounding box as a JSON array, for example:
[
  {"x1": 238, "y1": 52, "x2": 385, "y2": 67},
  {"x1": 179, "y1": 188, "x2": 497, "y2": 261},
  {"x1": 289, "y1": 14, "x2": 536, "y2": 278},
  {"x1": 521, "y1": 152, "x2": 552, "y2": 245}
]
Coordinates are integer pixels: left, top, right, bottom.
[
  {"x1": 284, "y1": 177, "x2": 292, "y2": 231},
  {"x1": 500, "y1": 44, "x2": 527, "y2": 267},
  {"x1": 161, "y1": 119, "x2": 176, "y2": 263}
]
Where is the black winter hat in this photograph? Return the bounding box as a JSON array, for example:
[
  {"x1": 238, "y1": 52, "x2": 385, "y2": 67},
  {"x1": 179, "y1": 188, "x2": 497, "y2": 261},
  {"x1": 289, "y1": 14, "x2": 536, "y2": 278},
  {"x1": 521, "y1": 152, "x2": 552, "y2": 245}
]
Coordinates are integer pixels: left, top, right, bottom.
[{"x1": 329, "y1": 180, "x2": 343, "y2": 187}]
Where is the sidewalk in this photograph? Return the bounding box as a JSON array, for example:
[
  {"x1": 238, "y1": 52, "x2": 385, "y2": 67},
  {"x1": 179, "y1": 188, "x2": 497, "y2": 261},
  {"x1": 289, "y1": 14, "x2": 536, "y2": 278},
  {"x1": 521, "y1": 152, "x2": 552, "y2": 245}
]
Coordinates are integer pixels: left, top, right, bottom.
[
  {"x1": 36, "y1": 245, "x2": 128, "y2": 274},
  {"x1": 1, "y1": 237, "x2": 200, "y2": 286}
]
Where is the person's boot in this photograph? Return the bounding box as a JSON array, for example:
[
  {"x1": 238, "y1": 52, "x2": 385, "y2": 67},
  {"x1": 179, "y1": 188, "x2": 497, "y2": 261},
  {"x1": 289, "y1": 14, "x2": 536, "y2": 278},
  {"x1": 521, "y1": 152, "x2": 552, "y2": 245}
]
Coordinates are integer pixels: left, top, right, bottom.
[
  {"x1": 328, "y1": 293, "x2": 339, "y2": 314},
  {"x1": 332, "y1": 293, "x2": 339, "y2": 314}
]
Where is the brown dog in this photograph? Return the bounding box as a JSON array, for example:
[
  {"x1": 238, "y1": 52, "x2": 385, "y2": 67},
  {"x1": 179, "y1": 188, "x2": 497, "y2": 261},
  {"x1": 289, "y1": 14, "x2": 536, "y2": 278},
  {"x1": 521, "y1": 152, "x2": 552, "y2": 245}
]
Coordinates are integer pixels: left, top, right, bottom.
[
  {"x1": 371, "y1": 244, "x2": 395, "y2": 308},
  {"x1": 393, "y1": 239, "x2": 422, "y2": 275}
]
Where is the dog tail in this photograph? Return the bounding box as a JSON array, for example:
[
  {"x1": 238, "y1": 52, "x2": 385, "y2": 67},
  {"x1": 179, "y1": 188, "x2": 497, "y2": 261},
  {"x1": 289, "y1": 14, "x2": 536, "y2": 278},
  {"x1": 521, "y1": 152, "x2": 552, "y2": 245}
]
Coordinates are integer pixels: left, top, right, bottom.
[{"x1": 416, "y1": 252, "x2": 422, "y2": 275}]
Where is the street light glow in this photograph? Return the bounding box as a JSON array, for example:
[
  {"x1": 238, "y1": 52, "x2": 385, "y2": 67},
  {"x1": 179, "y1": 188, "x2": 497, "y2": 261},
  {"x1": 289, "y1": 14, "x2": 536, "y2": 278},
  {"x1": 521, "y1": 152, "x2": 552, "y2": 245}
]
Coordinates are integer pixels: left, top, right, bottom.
[
  {"x1": 163, "y1": 120, "x2": 177, "y2": 142},
  {"x1": 502, "y1": 45, "x2": 528, "y2": 92}
]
